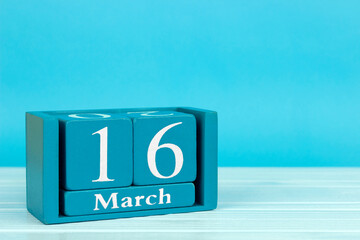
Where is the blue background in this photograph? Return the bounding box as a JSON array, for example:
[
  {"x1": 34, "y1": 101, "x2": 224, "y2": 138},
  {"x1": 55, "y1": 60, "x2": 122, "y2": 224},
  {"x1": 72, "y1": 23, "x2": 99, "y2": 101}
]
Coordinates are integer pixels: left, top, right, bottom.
[{"x1": 1, "y1": 0, "x2": 360, "y2": 167}]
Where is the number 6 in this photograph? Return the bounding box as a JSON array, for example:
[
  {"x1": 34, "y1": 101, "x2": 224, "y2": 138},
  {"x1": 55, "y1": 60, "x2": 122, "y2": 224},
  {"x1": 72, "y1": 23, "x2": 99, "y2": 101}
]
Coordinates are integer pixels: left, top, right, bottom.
[{"x1": 147, "y1": 122, "x2": 184, "y2": 179}]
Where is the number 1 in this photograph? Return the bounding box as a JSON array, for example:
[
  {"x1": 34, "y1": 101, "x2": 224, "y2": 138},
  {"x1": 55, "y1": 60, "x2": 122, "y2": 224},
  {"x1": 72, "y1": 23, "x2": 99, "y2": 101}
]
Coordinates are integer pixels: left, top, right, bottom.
[{"x1": 92, "y1": 127, "x2": 114, "y2": 182}]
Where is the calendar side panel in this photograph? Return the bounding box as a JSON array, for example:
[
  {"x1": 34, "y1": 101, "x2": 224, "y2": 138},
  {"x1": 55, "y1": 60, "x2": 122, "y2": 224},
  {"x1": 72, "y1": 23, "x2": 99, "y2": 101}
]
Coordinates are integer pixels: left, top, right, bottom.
[
  {"x1": 176, "y1": 107, "x2": 218, "y2": 209},
  {"x1": 26, "y1": 112, "x2": 60, "y2": 224}
]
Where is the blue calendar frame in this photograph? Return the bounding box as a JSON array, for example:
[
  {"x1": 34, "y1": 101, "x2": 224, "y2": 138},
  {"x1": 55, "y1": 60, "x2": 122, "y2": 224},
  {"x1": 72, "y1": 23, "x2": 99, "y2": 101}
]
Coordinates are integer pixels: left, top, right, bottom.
[{"x1": 26, "y1": 107, "x2": 218, "y2": 224}]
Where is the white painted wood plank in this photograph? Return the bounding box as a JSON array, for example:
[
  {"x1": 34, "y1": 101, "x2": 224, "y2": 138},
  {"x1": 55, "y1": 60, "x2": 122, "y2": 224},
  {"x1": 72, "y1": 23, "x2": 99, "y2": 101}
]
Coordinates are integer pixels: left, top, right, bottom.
[{"x1": 1, "y1": 167, "x2": 360, "y2": 240}]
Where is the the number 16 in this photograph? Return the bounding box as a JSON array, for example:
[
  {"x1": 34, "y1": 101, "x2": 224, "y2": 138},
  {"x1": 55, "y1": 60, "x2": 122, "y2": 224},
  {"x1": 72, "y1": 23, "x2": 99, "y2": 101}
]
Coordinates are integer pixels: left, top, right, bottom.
[{"x1": 92, "y1": 122, "x2": 184, "y2": 182}]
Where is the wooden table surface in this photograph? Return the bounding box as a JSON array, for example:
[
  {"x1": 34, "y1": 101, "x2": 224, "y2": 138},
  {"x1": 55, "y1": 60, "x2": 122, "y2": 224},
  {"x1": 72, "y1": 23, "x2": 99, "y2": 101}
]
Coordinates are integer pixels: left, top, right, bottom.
[{"x1": 1, "y1": 167, "x2": 360, "y2": 239}]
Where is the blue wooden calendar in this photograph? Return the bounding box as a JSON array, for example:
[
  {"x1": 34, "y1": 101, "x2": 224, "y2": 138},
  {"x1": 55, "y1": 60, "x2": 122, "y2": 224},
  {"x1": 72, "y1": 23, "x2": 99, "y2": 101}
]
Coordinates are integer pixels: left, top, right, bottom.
[{"x1": 26, "y1": 107, "x2": 218, "y2": 224}]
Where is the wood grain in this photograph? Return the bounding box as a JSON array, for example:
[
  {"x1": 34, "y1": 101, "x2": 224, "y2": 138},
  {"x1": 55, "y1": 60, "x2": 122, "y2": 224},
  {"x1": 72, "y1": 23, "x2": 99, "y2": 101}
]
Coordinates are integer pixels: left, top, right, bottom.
[{"x1": 1, "y1": 167, "x2": 359, "y2": 239}]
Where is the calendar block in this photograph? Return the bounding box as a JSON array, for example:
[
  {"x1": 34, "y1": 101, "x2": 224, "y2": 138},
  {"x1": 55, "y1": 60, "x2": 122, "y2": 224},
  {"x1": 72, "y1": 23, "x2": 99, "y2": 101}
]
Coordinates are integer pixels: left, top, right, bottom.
[
  {"x1": 127, "y1": 111, "x2": 196, "y2": 186},
  {"x1": 26, "y1": 107, "x2": 218, "y2": 224},
  {"x1": 58, "y1": 113, "x2": 133, "y2": 190},
  {"x1": 61, "y1": 183, "x2": 195, "y2": 216}
]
